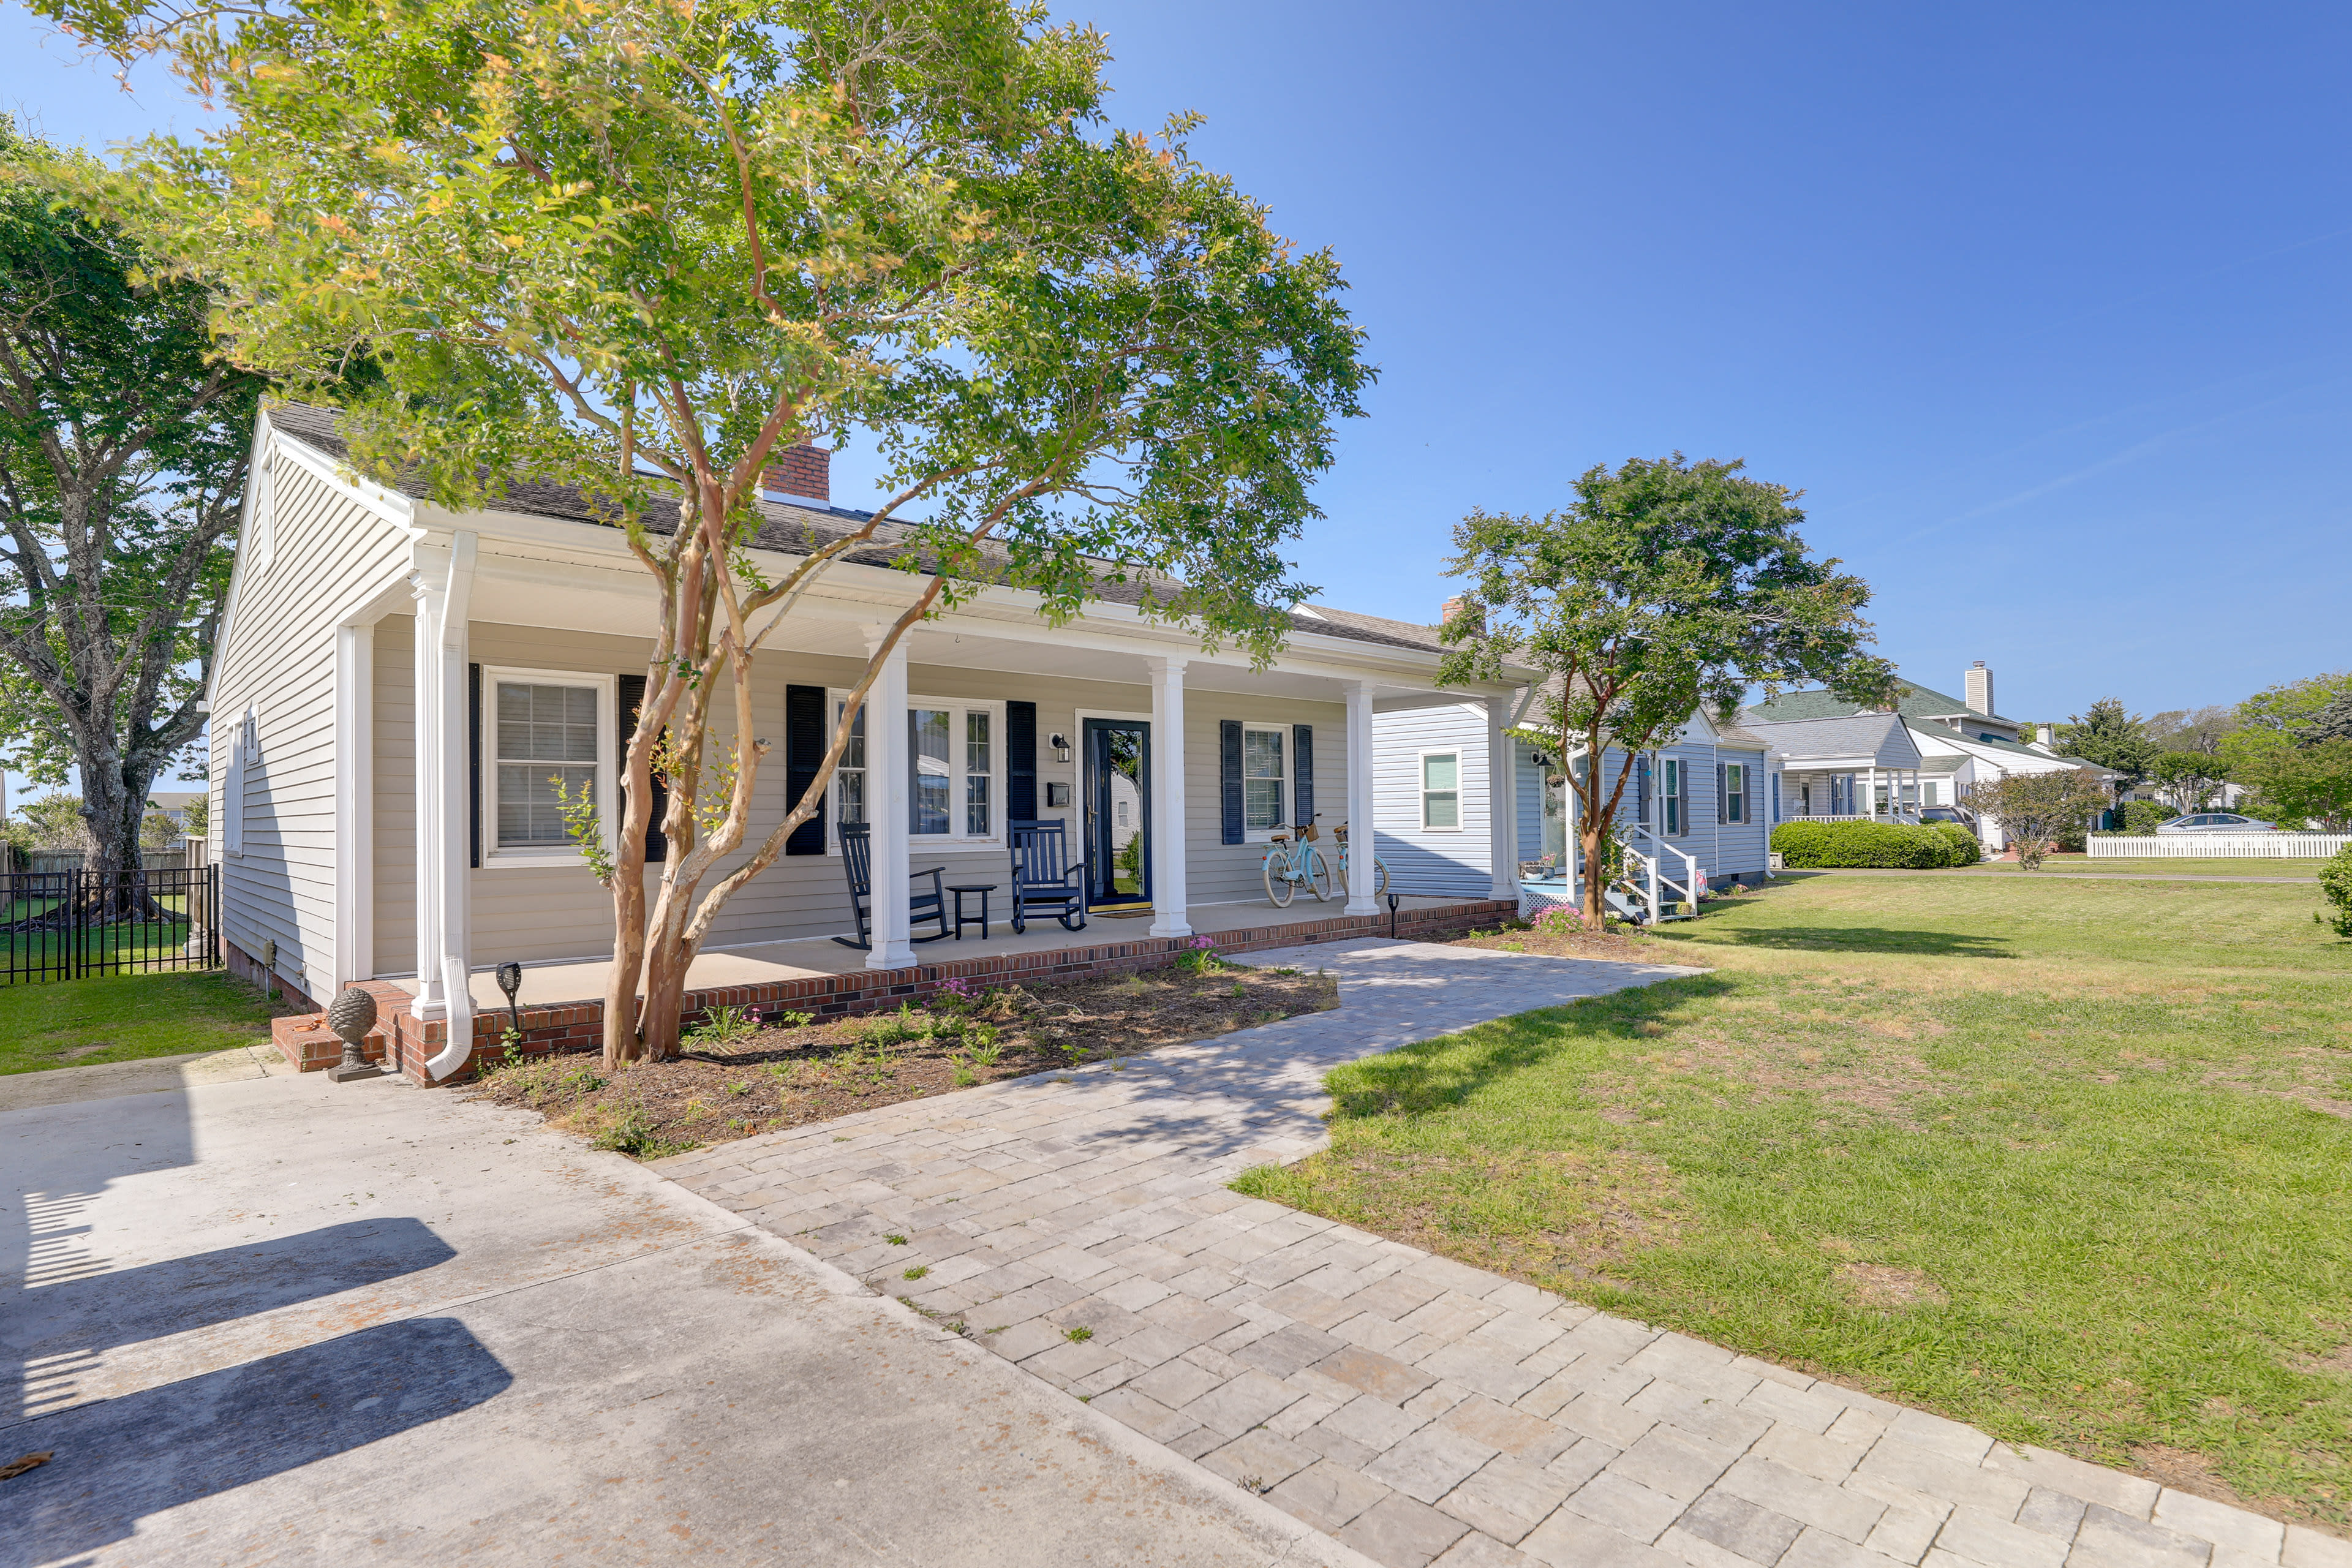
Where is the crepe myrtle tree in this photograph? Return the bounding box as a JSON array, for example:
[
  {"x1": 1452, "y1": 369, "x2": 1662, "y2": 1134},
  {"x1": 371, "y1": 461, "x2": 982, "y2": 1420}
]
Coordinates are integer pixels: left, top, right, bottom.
[
  {"x1": 1438, "y1": 454, "x2": 1897, "y2": 929},
  {"x1": 50, "y1": 0, "x2": 1369, "y2": 1062},
  {"x1": 1962, "y1": 767, "x2": 2108, "y2": 870},
  {"x1": 0, "y1": 125, "x2": 264, "y2": 907}
]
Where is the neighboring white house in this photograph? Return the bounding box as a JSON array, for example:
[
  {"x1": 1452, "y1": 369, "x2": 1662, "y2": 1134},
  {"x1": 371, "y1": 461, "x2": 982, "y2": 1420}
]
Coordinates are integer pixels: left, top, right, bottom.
[
  {"x1": 205, "y1": 404, "x2": 1531, "y2": 1073},
  {"x1": 1742, "y1": 663, "x2": 2118, "y2": 850},
  {"x1": 1370, "y1": 668, "x2": 1781, "y2": 899}
]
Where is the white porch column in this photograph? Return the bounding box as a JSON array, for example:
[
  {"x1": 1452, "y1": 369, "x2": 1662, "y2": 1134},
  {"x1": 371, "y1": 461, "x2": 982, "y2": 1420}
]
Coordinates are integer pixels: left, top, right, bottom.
[
  {"x1": 864, "y1": 628, "x2": 915, "y2": 968},
  {"x1": 1148, "y1": 656, "x2": 1192, "y2": 938},
  {"x1": 1866, "y1": 766, "x2": 1878, "y2": 819},
  {"x1": 1484, "y1": 693, "x2": 1517, "y2": 899},
  {"x1": 333, "y1": 622, "x2": 375, "y2": 987},
  {"x1": 1344, "y1": 679, "x2": 1378, "y2": 915},
  {"x1": 409, "y1": 575, "x2": 442, "y2": 1017}
]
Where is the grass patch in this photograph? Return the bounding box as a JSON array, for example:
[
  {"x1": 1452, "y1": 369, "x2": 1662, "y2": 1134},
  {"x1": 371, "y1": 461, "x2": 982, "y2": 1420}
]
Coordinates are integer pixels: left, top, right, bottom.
[
  {"x1": 0, "y1": 970, "x2": 280, "y2": 1074},
  {"x1": 1237, "y1": 874, "x2": 2352, "y2": 1527},
  {"x1": 1959, "y1": 859, "x2": 2327, "y2": 879}
]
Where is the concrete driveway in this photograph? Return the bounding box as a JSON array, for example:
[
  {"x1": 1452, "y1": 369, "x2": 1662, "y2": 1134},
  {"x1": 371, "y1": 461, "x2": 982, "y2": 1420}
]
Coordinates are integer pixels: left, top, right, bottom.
[{"x1": 1, "y1": 1065, "x2": 1370, "y2": 1567}]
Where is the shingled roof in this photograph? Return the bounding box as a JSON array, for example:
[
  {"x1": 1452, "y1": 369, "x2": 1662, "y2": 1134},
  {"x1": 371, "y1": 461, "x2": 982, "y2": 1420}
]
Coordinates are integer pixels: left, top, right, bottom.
[
  {"x1": 1744, "y1": 679, "x2": 2015, "y2": 727},
  {"x1": 266, "y1": 401, "x2": 1452, "y2": 658}
]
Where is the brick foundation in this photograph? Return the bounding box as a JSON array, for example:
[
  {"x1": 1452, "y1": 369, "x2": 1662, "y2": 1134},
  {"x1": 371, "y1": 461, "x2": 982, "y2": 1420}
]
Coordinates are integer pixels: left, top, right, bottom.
[
  {"x1": 227, "y1": 939, "x2": 325, "y2": 1014},
  {"x1": 268, "y1": 898, "x2": 1519, "y2": 1084}
]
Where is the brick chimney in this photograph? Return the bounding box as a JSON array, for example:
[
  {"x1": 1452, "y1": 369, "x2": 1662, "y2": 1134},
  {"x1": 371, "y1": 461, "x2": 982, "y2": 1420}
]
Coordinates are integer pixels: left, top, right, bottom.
[
  {"x1": 1965, "y1": 661, "x2": 1994, "y2": 717},
  {"x1": 763, "y1": 442, "x2": 830, "y2": 505},
  {"x1": 1439, "y1": 596, "x2": 1477, "y2": 630}
]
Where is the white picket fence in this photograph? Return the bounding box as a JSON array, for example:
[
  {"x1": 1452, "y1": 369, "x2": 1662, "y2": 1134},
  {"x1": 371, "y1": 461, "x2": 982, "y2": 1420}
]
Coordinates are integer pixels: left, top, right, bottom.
[{"x1": 2086, "y1": 832, "x2": 2349, "y2": 859}]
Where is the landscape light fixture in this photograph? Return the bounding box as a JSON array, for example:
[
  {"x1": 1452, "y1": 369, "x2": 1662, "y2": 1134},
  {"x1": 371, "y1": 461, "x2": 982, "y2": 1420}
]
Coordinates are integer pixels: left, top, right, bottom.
[
  {"x1": 496, "y1": 961, "x2": 524, "y2": 1042},
  {"x1": 1386, "y1": 891, "x2": 1400, "y2": 940}
]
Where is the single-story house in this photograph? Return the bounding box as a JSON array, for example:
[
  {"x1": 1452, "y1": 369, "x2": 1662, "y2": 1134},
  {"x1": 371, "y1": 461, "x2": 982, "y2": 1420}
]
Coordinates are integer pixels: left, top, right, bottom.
[
  {"x1": 1371, "y1": 650, "x2": 1781, "y2": 907},
  {"x1": 206, "y1": 404, "x2": 1531, "y2": 1077}
]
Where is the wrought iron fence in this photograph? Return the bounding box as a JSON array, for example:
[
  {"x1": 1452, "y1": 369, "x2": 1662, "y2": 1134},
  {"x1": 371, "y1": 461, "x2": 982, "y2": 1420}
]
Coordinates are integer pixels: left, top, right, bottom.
[{"x1": 0, "y1": 865, "x2": 222, "y2": 984}]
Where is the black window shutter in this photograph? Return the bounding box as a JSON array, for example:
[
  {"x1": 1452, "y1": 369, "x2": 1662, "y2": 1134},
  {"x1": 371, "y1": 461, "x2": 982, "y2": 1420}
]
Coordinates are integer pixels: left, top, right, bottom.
[
  {"x1": 1292, "y1": 724, "x2": 1314, "y2": 830},
  {"x1": 783, "y1": 684, "x2": 826, "y2": 855},
  {"x1": 1716, "y1": 761, "x2": 1728, "y2": 823},
  {"x1": 467, "y1": 663, "x2": 481, "y2": 868},
  {"x1": 1637, "y1": 756, "x2": 1651, "y2": 824},
  {"x1": 617, "y1": 674, "x2": 668, "y2": 862},
  {"x1": 1219, "y1": 720, "x2": 1243, "y2": 845},
  {"x1": 1006, "y1": 700, "x2": 1038, "y2": 823}
]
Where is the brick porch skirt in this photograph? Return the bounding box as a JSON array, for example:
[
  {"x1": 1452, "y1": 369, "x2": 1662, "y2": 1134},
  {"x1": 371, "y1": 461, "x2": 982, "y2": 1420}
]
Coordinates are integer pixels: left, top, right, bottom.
[{"x1": 263, "y1": 897, "x2": 1521, "y2": 1085}]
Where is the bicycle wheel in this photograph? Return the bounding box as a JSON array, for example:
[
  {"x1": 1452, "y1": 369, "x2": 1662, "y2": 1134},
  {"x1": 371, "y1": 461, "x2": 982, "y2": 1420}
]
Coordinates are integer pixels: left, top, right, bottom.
[
  {"x1": 1303, "y1": 848, "x2": 1334, "y2": 902},
  {"x1": 1263, "y1": 850, "x2": 1296, "y2": 907},
  {"x1": 1371, "y1": 856, "x2": 1390, "y2": 899}
]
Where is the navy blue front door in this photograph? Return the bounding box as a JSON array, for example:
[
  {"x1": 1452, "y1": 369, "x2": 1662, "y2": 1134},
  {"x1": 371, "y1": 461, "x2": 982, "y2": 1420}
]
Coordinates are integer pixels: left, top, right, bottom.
[{"x1": 1084, "y1": 718, "x2": 1150, "y2": 906}]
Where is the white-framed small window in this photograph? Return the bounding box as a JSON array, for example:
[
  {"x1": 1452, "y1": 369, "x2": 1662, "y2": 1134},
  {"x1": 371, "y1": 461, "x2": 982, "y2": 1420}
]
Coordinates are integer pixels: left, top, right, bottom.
[
  {"x1": 1662, "y1": 758, "x2": 1684, "y2": 836},
  {"x1": 1420, "y1": 750, "x2": 1461, "y2": 831},
  {"x1": 1243, "y1": 723, "x2": 1288, "y2": 840},
  {"x1": 483, "y1": 666, "x2": 614, "y2": 867},
  {"x1": 1725, "y1": 762, "x2": 1746, "y2": 823},
  {"x1": 224, "y1": 704, "x2": 258, "y2": 856}
]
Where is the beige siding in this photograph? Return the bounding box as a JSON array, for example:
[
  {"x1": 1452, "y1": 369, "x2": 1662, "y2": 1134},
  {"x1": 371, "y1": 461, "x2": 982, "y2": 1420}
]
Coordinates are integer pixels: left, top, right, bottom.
[
  {"x1": 209, "y1": 450, "x2": 412, "y2": 994},
  {"x1": 416, "y1": 626, "x2": 1352, "y2": 966}
]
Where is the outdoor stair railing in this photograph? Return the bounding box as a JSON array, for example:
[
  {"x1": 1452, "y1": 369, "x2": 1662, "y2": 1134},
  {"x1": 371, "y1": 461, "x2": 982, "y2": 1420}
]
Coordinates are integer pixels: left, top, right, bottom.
[{"x1": 1571, "y1": 823, "x2": 1703, "y2": 924}]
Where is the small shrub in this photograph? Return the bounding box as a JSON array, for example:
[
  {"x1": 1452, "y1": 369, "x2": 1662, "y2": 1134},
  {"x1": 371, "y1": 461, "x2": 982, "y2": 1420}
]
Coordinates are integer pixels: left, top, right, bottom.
[
  {"x1": 2320, "y1": 845, "x2": 2352, "y2": 938},
  {"x1": 1928, "y1": 823, "x2": 1982, "y2": 865},
  {"x1": 1175, "y1": 935, "x2": 1223, "y2": 974},
  {"x1": 2120, "y1": 801, "x2": 2179, "y2": 835},
  {"x1": 682, "y1": 1004, "x2": 762, "y2": 1049},
  {"x1": 591, "y1": 1103, "x2": 694, "y2": 1159}
]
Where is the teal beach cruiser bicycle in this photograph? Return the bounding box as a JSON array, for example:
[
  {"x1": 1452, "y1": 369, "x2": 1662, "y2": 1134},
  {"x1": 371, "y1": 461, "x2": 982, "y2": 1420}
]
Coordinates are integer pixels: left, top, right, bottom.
[{"x1": 1261, "y1": 820, "x2": 1390, "y2": 907}]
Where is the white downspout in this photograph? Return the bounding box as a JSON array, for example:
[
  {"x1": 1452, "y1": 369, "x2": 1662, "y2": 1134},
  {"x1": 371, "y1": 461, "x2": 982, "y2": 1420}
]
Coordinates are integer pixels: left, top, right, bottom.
[{"x1": 426, "y1": 533, "x2": 478, "y2": 1081}]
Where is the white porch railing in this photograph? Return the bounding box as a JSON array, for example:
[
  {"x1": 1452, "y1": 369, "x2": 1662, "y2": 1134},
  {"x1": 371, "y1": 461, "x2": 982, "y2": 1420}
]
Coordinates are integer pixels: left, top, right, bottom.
[
  {"x1": 2086, "y1": 832, "x2": 2349, "y2": 859},
  {"x1": 1607, "y1": 824, "x2": 1705, "y2": 922}
]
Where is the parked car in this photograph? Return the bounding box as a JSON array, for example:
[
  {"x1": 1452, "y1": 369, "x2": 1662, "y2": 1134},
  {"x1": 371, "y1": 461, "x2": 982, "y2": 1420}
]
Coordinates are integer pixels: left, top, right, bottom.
[
  {"x1": 2154, "y1": 812, "x2": 2276, "y2": 834},
  {"x1": 1919, "y1": 805, "x2": 1977, "y2": 831}
]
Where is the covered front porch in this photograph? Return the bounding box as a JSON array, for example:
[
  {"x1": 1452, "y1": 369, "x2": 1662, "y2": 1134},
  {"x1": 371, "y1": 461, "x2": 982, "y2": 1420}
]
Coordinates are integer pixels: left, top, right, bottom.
[{"x1": 397, "y1": 892, "x2": 1480, "y2": 1011}]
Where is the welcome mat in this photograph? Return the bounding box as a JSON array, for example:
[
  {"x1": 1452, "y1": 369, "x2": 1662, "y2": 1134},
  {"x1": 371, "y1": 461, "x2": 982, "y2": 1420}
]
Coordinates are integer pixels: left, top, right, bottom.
[{"x1": 1090, "y1": 907, "x2": 1156, "y2": 919}]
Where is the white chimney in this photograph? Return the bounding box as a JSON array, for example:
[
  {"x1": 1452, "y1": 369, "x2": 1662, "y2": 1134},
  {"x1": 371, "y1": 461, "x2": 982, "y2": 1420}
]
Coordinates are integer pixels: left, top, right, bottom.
[{"x1": 1966, "y1": 661, "x2": 1994, "y2": 717}]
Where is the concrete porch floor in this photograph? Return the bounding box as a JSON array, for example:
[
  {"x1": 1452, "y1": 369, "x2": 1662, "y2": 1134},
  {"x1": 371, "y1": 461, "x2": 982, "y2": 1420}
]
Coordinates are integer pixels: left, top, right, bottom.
[{"x1": 386, "y1": 894, "x2": 1476, "y2": 1011}]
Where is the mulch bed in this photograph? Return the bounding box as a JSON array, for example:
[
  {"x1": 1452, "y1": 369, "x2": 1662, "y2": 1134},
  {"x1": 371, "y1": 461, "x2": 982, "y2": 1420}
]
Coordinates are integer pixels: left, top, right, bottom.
[{"x1": 469, "y1": 957, "x2": 1340, "y2": 1159}]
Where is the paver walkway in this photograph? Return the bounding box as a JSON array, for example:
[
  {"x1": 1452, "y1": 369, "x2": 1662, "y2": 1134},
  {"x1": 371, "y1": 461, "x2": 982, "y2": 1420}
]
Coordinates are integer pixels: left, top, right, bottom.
[{"x1": 659, "y1": 939, "x2": 2346, "y2": 1568}]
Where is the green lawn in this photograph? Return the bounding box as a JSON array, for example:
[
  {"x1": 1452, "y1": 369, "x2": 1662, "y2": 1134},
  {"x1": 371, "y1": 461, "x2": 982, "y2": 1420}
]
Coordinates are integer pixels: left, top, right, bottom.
[
  {"x1": 1238, "y1": 873, "x2": 2352, "y2": 1526},
  {"x1": 1957, "y1": 858, "x2": 2327, "y2": 878},
  {"x1": 0, "y1": 970, "x2": 279, "y2": 1074}
]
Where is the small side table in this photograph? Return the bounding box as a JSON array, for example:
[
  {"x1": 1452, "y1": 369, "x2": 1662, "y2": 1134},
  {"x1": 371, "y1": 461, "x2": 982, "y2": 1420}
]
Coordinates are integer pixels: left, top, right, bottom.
[{"x1": 946, "y1": 884, "x2": 996, "y2": 941}]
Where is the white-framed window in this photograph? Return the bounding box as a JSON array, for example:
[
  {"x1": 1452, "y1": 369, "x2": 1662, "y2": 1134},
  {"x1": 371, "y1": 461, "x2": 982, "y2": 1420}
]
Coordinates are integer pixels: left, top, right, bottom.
[
  {"x1": 910, "y1": 697, "x2": 1001, "y2": 842},
  {"x1": 826, "y1": 691, "x2": 867, "y2": 852},
  {"x1": 1419, "y1": 750, "x2": 1460, "y2": 831},
  {"x1": 1923, "y1": 780, "x2": 1939, "y2": 806},
  {"x1": 224, "y1": 705, "x2": 258, "y2": 856},
  {"x1": 483, "y1": 666, "x2": 614, "y2": 867},
  {"x1": 1725, "y1": 762, "x2": 1746, "y2": 824},
  {"x1": 1243, "y1": 723, "x2": 1289, "y2": 839},
  {"x1": 1662, "y1": 758, "x2": 1684, "y2": 836}
]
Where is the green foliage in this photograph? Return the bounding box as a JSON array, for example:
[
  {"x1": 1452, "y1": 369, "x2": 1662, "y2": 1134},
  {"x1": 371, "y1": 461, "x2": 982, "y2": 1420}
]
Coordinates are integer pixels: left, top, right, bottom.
[
  {"x1": 1928, "y1": 822, "x2": 1982, "y2": 864},
  {"x1": 680, "y1": 1003, "x2": 761, "y2": 1050},
  {"x1": 1962, "y1": 769, "x2": 2109, "y2": 870},
  {"x1": 2147, "y1": 751, "x2": 2228, "y2": 813},
  {"x1": 0, "y1": 122, "x2": 267, "y2": 880},
  {"x1": 548, "y1": 773, "x2": 615, "y2": 888},
  {"x1": 2119, "y1": 801, "x2": 2179, "y2": 835},
  {"x1": 1438, "y1": 454, "x2": 1896, "y2": 924},
  {"x1": 2053, "y1": 699, "x2": 2156, "y2": 786},
  {"x1": 2232, "y1": 739, "x2": 2352, "y2": 832},
  {"x1": 2320, "y1": 846, "x2": 2352, "y2": 938},
  {"x1": 1771, "y1": 820, "x2": 1970, "y2": 869},
  {"x1": 591, "y1": 1101, "x2": 695, "y2": 1160}
]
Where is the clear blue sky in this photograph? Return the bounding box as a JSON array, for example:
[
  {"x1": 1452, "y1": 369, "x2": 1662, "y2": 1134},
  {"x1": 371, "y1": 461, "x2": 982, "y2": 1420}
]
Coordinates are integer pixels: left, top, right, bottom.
[{"x1": 5, "y1": 1, "x2": 2348, "y2": 804}]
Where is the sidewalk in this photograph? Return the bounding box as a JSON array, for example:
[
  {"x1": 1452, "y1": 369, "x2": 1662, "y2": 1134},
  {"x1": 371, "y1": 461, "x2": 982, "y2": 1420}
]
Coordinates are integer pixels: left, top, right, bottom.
[{"x1": 658, "y1": 939, "x2": 2341, "y2": 1568}]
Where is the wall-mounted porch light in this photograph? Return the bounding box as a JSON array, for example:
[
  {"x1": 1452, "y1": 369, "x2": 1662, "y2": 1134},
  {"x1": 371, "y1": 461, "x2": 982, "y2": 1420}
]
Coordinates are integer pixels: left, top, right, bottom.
[{"x1": 1050, "y1": 733, "x2": 1072, "y2": 763}]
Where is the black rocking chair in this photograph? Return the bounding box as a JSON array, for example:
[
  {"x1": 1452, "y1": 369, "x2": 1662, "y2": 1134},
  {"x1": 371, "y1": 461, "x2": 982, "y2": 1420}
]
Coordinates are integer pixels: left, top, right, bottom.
[
  {"x1": 1008, "y1": 819, "x2": 1089, "y2": 935},
  {"x1": 833, "y1": 823, "x2": 952, "y2": 950}
]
